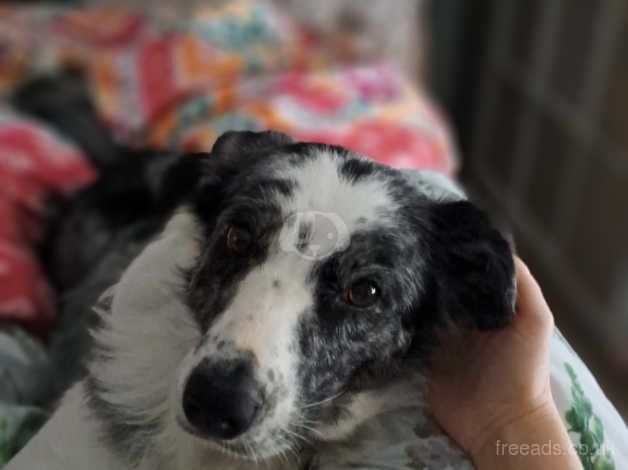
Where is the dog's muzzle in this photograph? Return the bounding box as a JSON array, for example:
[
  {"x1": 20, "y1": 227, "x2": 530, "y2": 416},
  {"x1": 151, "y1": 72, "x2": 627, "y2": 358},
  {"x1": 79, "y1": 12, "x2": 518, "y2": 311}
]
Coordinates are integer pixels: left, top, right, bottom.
[{"x1": 182, "y1": 359, "x2": 263, "y2": 440}]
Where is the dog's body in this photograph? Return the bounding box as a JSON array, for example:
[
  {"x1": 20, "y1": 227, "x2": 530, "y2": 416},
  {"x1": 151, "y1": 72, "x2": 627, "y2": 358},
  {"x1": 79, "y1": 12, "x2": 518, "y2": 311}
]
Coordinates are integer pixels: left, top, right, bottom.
[{"x1": 7, "y1": 75, "x2": 515, "y2": 469}]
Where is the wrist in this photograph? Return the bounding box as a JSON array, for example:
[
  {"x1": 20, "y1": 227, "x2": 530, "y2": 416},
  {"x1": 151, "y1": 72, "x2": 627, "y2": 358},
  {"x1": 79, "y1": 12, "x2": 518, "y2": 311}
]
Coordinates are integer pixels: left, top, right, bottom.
[{"x1": 470, "y1": 399, "x2": 561, "y2": 462}]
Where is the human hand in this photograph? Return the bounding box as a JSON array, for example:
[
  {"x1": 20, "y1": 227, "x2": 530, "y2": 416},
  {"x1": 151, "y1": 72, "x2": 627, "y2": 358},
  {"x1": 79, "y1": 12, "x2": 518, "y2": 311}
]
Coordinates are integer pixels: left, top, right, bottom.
[{"x1": 427, "y1": 257, "x2": 558, "y2": 458}]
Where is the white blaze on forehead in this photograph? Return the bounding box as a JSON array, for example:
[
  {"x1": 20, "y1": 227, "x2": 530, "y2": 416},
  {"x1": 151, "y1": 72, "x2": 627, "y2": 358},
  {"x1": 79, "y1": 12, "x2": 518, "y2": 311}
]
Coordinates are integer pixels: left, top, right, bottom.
[
  {"x1": 209, "y1": 249, "x2": 313, "y2": 363},
  {"x1": 282, "y1": 150, "x2": 397, "y2": 233}
]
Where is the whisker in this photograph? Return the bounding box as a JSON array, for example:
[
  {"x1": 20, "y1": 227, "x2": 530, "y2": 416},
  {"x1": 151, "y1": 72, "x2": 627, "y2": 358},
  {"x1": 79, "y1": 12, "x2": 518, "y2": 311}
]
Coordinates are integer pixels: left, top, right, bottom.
[
  {"x1": 279, "y1": 433, "x2": 301, "y2": 463},
  {"x1": 300, "y1": 391, "x2": 345, "y2": 409},
  {"x1": 282, "y1": 427, "x2": 311, "y2": 446},
  {"x1": 285, "y1": 443, "x2": 300, "y2": 462},
  {"x1": 292, "y1": 421, "x2": 323, "y2": 438},
  {"x1": 273, "y1": 435, "x2": 291, "y2": 467},
  {"x1": 293, "y1": 415, "x2": 320, "y2": 426}
]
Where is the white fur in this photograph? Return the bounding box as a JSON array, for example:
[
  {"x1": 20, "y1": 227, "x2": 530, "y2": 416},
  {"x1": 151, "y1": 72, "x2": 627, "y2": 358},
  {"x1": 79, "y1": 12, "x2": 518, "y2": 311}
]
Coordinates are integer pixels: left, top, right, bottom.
[{"x1": 285, "y1": 151, "x2": 398, "y2": 229}]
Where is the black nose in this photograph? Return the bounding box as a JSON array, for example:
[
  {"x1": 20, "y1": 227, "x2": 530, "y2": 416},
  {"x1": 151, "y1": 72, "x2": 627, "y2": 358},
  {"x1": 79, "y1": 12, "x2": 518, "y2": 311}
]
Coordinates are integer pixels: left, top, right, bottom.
[{"x1": 182, "y1": 359, "x2": 262, "y2": 440}]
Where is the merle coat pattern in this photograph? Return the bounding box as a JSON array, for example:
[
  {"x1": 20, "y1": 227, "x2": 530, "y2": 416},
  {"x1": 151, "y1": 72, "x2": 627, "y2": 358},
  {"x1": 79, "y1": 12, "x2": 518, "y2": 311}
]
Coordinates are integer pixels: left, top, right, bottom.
[{"x1": 8, "y1": 74, "x2": 515, "y2": 470}]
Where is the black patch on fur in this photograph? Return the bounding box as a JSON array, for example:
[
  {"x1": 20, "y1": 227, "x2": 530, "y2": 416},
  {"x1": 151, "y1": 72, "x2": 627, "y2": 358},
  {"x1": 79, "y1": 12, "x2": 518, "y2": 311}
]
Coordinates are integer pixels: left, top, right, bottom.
[
  {"x1": 296, "y1": 225, "x2": 423, "y2": 413},
  {"x1": 211, "y1": 130, "x2": 293, "y2": 156},
  {"x1": 191, "y1": 131, "x2": 296, "y2": 231},
  {"x1": 155, "y1": 152, "x2": 211, "y2": 207},
  {"x1": 47, "y1": 151, "x2": 208, "y2": 289},
  {"x1": 11, "y1": 69, "x2": 121, "y2": 168},
  {"x1": 423, "y1": 200, "x2": 516, "y2": 330},
  {"x1": 187, "y1": 197, "x2": 284, "y2": 329},
  {"x1": 11, "y1": 71, "x2": 212, "y2": 290},
  {"x1": 338, "y1": 157, "x2": 377, "y2": 183}
]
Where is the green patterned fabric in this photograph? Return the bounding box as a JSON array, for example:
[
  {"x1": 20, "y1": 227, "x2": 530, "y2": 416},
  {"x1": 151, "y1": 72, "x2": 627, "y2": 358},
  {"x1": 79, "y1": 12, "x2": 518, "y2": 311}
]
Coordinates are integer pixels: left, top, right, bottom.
[
  {"x1": 565, "y1": 363, "x2": 616, "y2": 470},
  {"x1": 0, "y1": 405, "x2": 47, "y2": 467},
  {"x1": 0, "y1": 329, "x2": 51, "y2": 467}
]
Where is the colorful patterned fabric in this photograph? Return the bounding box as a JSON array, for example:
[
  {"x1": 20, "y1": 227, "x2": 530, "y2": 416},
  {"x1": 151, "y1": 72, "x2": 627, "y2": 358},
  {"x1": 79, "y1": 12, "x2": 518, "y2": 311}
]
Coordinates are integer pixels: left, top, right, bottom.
[
  {"x1": 0, "y1": 112, "x2": 94, "y2": 335},
  {"x1": 0, "y1": 2, "x2": 326, "y2": 138},
  {"x1": 0, "y1": 1, "x2": 456, "y2": 336},
  {"x1": 0, "y1": 2, "x2": 456, "y2": 176},
  {"x1": 148, "y1": 62, "x2": 456, "y2": 174},
  {"x1": 88, "y1": 3, "x2": 324, "y2": 138}
]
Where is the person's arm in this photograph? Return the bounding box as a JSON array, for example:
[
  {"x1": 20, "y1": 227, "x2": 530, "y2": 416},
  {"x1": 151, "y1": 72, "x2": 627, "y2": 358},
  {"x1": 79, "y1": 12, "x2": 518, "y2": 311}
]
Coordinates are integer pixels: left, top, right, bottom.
[
  {"x1": 427, "y1": 258, "x2": 583, "y2": 469},
  {"x1": 471, "y1": 400, "x2": 581, "y2": 468}
]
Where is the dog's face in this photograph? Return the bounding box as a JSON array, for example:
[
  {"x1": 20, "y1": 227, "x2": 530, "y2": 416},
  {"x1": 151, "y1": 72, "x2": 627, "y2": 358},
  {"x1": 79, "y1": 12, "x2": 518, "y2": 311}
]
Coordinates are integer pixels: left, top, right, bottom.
[
  {"x1": 164, "y1": 131, "x2": 516, "y2": 460},
  {"x1": 87, "y1": 131, "x2": 515, "y2": 464}
]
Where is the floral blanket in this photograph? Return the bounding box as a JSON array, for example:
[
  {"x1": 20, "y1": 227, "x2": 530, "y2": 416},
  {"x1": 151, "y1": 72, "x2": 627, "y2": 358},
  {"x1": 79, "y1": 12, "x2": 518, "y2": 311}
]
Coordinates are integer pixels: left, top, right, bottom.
[
  {"x1": 1, "y1": 2, "x2": 627, "y2": 469},
  {"x1": 0, "y1": 1, "x2": 455, "y2": 334}
]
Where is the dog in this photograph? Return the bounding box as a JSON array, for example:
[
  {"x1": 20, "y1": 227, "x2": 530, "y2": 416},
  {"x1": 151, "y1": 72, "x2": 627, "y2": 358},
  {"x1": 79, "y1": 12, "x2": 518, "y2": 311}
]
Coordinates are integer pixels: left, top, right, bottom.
[{"x1": 7, "y1": 75, "x2": 515, "y2": 469}]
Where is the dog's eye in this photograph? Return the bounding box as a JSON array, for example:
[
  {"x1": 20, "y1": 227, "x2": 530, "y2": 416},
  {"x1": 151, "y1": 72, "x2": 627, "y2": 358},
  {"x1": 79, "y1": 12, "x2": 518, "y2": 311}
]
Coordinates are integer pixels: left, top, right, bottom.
[
  {"x1": 345, "y1": 280, "x2": 379, "y2": 308},
  {"x1": 226, "y1": 226, "x2": 252, "y2": 254}
]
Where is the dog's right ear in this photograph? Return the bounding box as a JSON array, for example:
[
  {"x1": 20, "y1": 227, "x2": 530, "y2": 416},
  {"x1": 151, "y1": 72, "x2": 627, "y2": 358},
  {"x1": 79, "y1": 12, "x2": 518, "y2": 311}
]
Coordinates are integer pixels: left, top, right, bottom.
[
  {"x1": 210, "y1": 130, "x2": 293, "y2": 161},
  {"x1": 205, "y1": 129, "x2": 293, "y2": 182},
  {"x1": 157, "y1": 131, "x2": 293, "y2": 207},
  {"x1": 155, "y1": 152, "x2": 212, "y2": 209},
  {"x1": 201, "y1": 129, "x2": 292, "y2": 185},
  {"x1": 193, "y1": 130, "x2": 293, "y2": 221}
]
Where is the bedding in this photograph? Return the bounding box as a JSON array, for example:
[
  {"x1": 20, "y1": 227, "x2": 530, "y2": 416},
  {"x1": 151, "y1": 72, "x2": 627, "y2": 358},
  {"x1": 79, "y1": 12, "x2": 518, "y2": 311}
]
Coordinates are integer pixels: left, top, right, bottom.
[
  {"x1": 0, "y1": 2, "x2": 626, "y2": 469},
  {"x1": 0, "y1": 112, "x2": 94, "y2": 335}
]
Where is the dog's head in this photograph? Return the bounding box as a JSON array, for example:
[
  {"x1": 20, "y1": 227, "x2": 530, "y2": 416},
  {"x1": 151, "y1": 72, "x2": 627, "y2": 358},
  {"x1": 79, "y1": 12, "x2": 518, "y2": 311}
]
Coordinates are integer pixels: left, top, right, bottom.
[
  {"x1": 90, "y1": 131, "x2": 515, "y2": 462},
  {"x1": 167, "y1": 131, "x2": 516, "y2": 459}
]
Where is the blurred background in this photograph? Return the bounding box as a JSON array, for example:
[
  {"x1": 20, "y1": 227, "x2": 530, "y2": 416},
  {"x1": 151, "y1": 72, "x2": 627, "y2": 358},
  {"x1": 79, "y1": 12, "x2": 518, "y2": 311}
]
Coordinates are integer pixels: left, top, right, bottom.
[
  {"x1": 427, "y1": 0, "x2": 628, "y2": 419},
  {"x1": 0, "y1": 1, "x2": 626, "y2": 462}
]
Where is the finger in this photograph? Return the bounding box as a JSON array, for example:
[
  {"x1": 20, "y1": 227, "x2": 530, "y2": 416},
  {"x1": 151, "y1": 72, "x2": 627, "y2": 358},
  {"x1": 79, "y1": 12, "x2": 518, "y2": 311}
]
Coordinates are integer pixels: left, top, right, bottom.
[{"x1": 514, "y1": 257, "x2": 554, "y2": 331}]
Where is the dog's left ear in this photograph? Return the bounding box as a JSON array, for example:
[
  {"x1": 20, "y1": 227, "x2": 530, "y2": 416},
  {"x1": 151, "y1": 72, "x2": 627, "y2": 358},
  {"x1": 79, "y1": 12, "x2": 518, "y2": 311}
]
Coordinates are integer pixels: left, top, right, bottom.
[{"x1": 427, "y1": 200, "x2": 516, "y2": 330}]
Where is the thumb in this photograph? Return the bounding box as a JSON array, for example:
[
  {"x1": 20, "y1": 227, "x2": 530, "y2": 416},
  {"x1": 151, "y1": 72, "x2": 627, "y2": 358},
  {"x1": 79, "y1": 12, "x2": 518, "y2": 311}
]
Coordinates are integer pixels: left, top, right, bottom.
[{"x1": 513, "y1": 257, "x2": 554, "y2": 337}]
